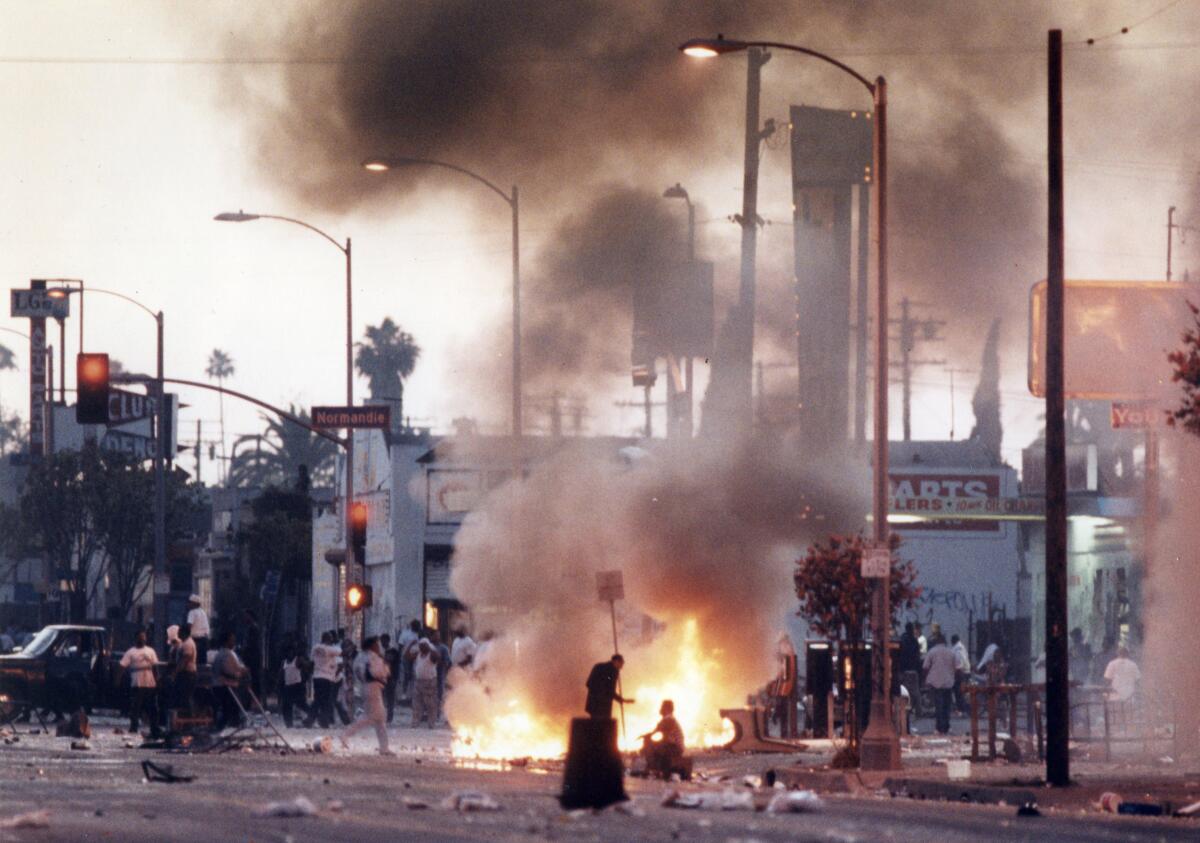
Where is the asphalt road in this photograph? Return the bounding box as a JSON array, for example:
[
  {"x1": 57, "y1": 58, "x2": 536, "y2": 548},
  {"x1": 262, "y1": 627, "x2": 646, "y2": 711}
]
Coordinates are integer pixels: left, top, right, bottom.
[{"x1": 0, "y1": 725, "x2": 1195, "y2": 842}]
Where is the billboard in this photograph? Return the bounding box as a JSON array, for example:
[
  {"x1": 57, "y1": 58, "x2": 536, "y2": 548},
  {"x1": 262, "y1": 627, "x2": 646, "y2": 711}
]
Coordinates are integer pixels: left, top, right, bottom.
[
  {"x1": 791, "y1": 105, "x2": 873, "y2": 188},
  {"x1": 889, "y1": 469, "x2": 1021, "y2": 534},
  {"x1": 1028, "y1": 280, "x2": 1193, "y2": 399}
]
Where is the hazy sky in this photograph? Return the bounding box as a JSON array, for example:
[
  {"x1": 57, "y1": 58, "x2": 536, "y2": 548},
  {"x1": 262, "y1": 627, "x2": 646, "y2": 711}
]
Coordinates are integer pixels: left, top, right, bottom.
[{"x1": 2, "y1": 1, "x2": 1197, "y2": 484}]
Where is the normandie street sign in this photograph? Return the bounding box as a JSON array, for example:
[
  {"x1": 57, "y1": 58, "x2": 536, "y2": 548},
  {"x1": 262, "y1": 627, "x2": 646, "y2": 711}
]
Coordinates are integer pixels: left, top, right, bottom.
[{"x1": 311, "y1": 405, "x2": 390, "y2": 429}]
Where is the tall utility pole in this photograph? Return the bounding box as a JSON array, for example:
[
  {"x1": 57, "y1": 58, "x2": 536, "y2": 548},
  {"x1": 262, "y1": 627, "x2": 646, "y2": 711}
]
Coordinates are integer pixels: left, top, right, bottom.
[
  {"x1": 854, "y1": 184, "x2": 871, "y2": 444},
  {"x1": 1044, "y1": 28, "x2": 1070, "y2": 788},
  {"x1": 944, "y1": 367, "x2": 976, "y2": 441},
  {"x1": 889, "y1": 297, "x2": 945, "y2": 441},
  {"x1": 734, "y1": 47, "x2": 771, "y2": 433}
]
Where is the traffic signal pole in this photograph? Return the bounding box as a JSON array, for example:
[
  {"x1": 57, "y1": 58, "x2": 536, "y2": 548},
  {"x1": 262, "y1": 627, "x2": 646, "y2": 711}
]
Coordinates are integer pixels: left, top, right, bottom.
[{"x1": 153, "y1": 311, "x2": 167, "y2": 653}]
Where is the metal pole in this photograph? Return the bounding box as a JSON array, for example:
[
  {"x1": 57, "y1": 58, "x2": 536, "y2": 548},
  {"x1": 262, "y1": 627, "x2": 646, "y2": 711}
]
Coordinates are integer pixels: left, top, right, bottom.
[
  {"x1": 900, "y1": 297, "x2": 912, "y2": 441},
  {"x1": 855, "y1": 184, "x2": 870, "y2": 444},
  {"x1": 1045, "y1": 28, "x2": 1071, "y2": 788},
  {"x1": 58, "y1": 319, "x2": 65, "y2": 403},
  {"x1": 860, "y1": 75, "x2": 900, "y2": 772},
  {"x1": 154, "y1": 312, "x2": 167, "y2": 653},
  {"x1": 736, "y1": 48, "x2": 769, "y2": 431},
  {"x1": 512, "y1": 186, "x2": 522, "y2": 439},
  {"x1": 1168, "y1": 206, "x2": 1175, "y2": 282},
  {"x1": 344, "y1": 237, "x2": 354, "y2": 636},
  {"x1": 609, "y1": 600, "x2": 626, "y2": 743}
]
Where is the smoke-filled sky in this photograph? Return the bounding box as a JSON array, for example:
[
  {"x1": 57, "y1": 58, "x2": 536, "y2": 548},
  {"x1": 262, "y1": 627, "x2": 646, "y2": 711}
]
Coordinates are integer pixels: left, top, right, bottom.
[{"x1": 1, "y1": 0, "x2": 1198, "y2": 481}]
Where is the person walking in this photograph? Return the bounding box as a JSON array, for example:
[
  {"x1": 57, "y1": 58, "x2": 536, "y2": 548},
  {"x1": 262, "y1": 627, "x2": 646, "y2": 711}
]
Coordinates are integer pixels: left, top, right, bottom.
[
  {"x1": 303, "y1": 632, "x2": 340, "y2": 729},
  {"x1": 340, "y1": 637, "x2": 393, "y2": 755},
  {"x1": 212, "y1": 631, "x2": 248, "y2": 731},
  {"x1": 1103, "y1": 645, "x2": 1141, "y2": 703},
  {"x1": 585, "y1": 654, "x2": 633, "y2": 720},
  {"x1": 279, "y1": 644, "x2": 311, "y2": 728},
  {"x1": 922, "y1": 635, "x2": 957, "y2": 735},
  {"x1": 898, "y1": 623, "x2": 924, "y2": 718},
  {"x1": 950, "y1": 634, "x2": 970, "y2": 715},
  {"x1": 119, "y1": 630, "x2": 162, "y2": 739},
  {"x1": 175, "y1": 623, "x2": 198, "y2": 713},
  {"x1": 407, "y1": 638, "x2": 440, "y2": 728},
  {"x1": 381, "y1": 634, "x2": 400, "y2": 725},
  {"x1": 186, "y1": 595, "x2": 210, "y2": 666},
  {"x1": 336, "y1": 639, "x2": 355, "y2": 725}
]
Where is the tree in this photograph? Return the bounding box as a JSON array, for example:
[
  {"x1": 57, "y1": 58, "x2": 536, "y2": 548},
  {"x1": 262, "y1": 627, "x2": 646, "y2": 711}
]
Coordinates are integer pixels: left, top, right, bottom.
[
  {"x1": 794, "y1": 533, "x2": 920, "y2": 749},
  {"x1": 228, "y1": 406, "x2": 336, "y2": 489},
  {"x1": 4, "y1": 443, "x2": 202, "y2": 622},
  {"x1": 355, "y1": 318, "x2": 420, "y2": 422},
  {"x1": 1168, "y1": 302, "x2": 1200, "y2": 436},
  {"x1": 0, "y1": 411, "x2": 26, "y2": 457},
  {"x1": 206, "y1": 349, "x2": 235, "y2": 482}
]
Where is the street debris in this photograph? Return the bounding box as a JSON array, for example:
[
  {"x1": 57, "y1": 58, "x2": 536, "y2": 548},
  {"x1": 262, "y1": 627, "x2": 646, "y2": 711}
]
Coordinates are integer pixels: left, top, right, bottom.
[
  {"x1": 661, "y1": 788, "x2": 755, "y2": 811},
  {"x1": 141, "y1": 760, "x2": 194, "y2": 784},
  {"x1": 441, "y1": 791, "x2": 502, "y2": 812},
  {"x1": 256, "y1": 796, "x2": 317, "y2": 818},
  {"x1": 1016, "y1": 802, "x2": 1041, "y2": 817},
  {"x1": 311, "y1": 737, "x2": 333, "y2": 754},
  {"x1": 69, "y1": 739, "x2": 90, "y2": 751},
  {"x1": 741, "y1": 775, "x2": 762, "y2": 788},
  {"x1": 401, "y1": 796, "x2": 429, "y2": 810},
  {"x1": 0, "y1": 809, "x2": 50, "y2": 829},
  {"x1": 324, "y1": 800, "x2": 344, "y2": 813},
  {"x1": 1176, "y1": 800, "x2": 1200, "y2": 817},
  {"x1": 766, "y1": 790, "x2": 823, "y2": 814},
  {"x1": 1099, "y1": 792, "x2": 1122, "y2": 813},
  {"x1": 611, "y1": 799, "x2": 645, "y2": 817}
]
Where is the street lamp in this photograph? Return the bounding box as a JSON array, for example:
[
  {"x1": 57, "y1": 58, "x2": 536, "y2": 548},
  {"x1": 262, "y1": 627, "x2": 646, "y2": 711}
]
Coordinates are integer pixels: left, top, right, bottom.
[
  {"x1": 215, "y1": 210, "x2": 356, "y2": 629},
  {"x1": 682, "y1": 34, "x2": 897, "y2": 770},
  {"x1": 48, "y1": 284, "x2": 168, "y2": 652},
  {"x1": 362, "y1": 157, "x2": 522, "y2": 439}
]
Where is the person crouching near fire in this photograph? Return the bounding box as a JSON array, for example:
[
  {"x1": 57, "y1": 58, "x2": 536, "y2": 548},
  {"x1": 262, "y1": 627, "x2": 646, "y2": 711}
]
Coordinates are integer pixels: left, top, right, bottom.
[{"x1": 639, "y1": 700, "x2": 685, "y2": 778}]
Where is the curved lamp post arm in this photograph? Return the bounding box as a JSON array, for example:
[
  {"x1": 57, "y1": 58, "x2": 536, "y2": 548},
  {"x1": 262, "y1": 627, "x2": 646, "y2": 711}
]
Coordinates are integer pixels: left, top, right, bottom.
[
  {"x1": 72, "y1": 287, "x2": 160, "y2": 322},
  {"x1": 252, "y1": 215, "x2": 347, "y2": 254},
  {"x1": 680, "y1": 36, "x2": 876, "y2": 95},
  {"x1": 362, "y1": 157, "x2": 515, "y2": 206}
]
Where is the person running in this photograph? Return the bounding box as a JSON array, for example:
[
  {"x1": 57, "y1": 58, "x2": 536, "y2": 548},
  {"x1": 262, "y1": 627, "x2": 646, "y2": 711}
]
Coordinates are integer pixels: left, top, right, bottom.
[
  {"x1": 340, "y1": 637, "x2": 393, "y2": 755},
  {"x1": 119, "y1": 630, "x2": 162, "y2": 740}
]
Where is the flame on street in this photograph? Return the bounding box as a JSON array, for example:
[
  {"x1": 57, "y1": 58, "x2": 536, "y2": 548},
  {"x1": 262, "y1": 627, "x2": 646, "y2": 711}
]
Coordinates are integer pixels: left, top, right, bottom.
[{"x1": 450, "y1": 618, "x2": 738, "y2": 760}]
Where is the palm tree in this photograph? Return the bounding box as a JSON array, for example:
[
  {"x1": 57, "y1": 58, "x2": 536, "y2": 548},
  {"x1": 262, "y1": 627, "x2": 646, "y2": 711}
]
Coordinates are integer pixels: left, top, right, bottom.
[
  {"x1": 228, "y1": 406, "x2": 337, "y2": 490},
  {"x1": 354, "y1": 318, "x2": 420, "y2": 424},
  {"x1": 206, "y1": 349, "x2": 235, "y2": 484}
]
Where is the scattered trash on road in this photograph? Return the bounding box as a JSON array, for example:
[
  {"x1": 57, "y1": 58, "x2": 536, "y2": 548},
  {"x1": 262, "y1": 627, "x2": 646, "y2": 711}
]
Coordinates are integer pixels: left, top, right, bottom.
[
  {"x1": 311, "y1": 737, "x2": 332, "y2": 754},
  {"x1": 69, "y1": 739, "x2": 90, "y2": 751},
  {"x1": 441, "y1": 791, "x2": 501, "y2": 812},
  {"x1": 741, "y1": 775, "x2": 762, "y2": 788},
  {"x1": 1098, "y1": 792, "x2": 1122, "y2": 813},
  {"x1": 141, "y1": 760, "x2": 195, "y2": 784},
  {"x1": 0, "y1": 809, "x2": 50, "y2": 829},
  {"x1": 1016, "y1": 802, "x2": 1041, "y2": 817},
  {"x1": 1175, "y1": 800, "x2": 1200, "y2": 818},
  {"x1": 401, "y1": 796, "x2": 429, "y2": 810},
  {"x1": 661, "y1": 788, "x2": 754, "y2": 811},
  {"x1": 765, "y1": 790, "x2": 823, "y2": 814},
  {"x1": 256, "y1": 796, "x2": 317, "y2": 818}
]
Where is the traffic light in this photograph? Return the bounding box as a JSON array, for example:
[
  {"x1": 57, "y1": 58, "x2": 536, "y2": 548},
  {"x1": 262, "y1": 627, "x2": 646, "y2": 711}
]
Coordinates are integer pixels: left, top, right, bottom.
[
  {"x1": 345, "y1": 583, "x2": 372, "y2": 612},
  {"x1": 76, "y1": 353, "x2": 110, "y2": 424},
  {"x1": 350, "y1": 501, "x2": 367, "y2": 565}
]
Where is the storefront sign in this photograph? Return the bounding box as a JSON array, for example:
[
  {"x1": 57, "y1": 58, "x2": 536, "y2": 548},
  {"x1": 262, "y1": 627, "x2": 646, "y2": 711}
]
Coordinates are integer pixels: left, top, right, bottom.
[
  {"x1": 427, "y1": 469, "x2": 483, "y2": 524},
  {"x1": 889, "y1": 472, "x2": 1011, "y2": 533},
  {"x1": 1110, "y1": 401, "x2": 1166, "y2": 430}
]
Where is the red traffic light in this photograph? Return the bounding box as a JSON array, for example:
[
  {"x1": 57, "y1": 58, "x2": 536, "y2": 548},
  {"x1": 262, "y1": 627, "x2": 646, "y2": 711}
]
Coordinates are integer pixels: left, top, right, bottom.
[
  {"x1": 76, "y1": 353, "x2": 110, "y2": 424},
  {"x1": 345, "y1": 583, "x2": 372, "y2": 612}
]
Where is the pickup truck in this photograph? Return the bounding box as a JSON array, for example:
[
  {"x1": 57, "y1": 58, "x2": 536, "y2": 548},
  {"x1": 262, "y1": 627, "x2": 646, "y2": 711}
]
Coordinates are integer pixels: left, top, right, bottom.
[{"x1": 0, "y1": 625, "x2": 120, "y2": 721}]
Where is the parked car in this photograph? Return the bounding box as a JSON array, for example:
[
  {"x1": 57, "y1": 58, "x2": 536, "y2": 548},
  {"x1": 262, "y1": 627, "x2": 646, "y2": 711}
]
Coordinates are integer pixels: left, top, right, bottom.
[{"x1": 0, "y1": 625, "x2": 119, "y2": 722}]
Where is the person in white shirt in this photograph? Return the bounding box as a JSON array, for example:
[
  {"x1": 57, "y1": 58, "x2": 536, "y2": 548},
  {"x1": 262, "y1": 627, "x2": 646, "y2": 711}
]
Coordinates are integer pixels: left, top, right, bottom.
[
  {"x1": 450, "y1": 630, "x2": 478, "y2": 669},
  {"x1": 119, "y1": 631, "x2": 161, "y2": 739},
  {"x1": 186, "y1": 595, "x2": 210, "y2": 665},
  {"x1": 397, "y1": 620, "x2": 420, "y2": 702},
  {"x1": 1103, "y1": 646, "x2": 1141, "y2": 703},
  {"x1": 341, "y1": 637, "x2": 392, "y2": 755},
  {"x1": 406, "y1": 638, "x2": 440, "y2": 727},
  {"x1": 303, "y1": 632, "x2": 342, "y2": 728},
  {"x1": 922, "y1": 636, "x2": 958, "y2": 735},
  {"x1": 951, "y1": 634, "x2": 970, "y2": 714}
]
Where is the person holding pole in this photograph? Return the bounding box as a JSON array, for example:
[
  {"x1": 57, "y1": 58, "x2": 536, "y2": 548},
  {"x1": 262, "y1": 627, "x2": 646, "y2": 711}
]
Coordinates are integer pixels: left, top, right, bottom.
[{"x1": 585, "y1": 655, "x2": 633, "y2": 720}]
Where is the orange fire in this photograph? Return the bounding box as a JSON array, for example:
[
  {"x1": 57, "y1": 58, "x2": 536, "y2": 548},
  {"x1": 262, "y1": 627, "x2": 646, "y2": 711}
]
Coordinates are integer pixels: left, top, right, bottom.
[{"x1": 451, "y1": 618, "x2": 737, "y2": 760}]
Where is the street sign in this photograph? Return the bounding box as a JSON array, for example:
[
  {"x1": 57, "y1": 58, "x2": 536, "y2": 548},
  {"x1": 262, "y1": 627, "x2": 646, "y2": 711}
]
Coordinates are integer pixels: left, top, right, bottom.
[
  {"x1": 108, "y1": 388, "x2": 157, "y2": 425},
  {"x1": 10, "y1": 288, "x2": 69, "y2": 319},
  {"x1": 1110, "y1": 401, "x2": 1167, "y2": 430},
  {"x1": 101, "y1": 429, "x2": 157, "y2": 460},
  {"x1": 861, "y1": 546, "x2": 890, "y2": 579},
  {"x1": 596, "y1": 570, "x2": 625, "y2": 602},
  {"x1": 311, "y1": 405, "x2": 391, "y2": 429}
]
